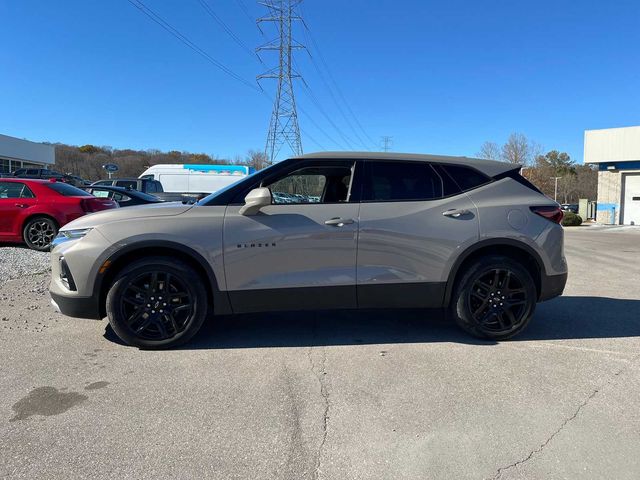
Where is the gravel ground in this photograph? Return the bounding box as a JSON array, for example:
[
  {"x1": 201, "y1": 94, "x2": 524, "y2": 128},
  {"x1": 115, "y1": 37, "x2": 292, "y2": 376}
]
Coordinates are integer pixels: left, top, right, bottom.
[{"x1": 0, "y1": 246, "x2": 50, "y2": 287}]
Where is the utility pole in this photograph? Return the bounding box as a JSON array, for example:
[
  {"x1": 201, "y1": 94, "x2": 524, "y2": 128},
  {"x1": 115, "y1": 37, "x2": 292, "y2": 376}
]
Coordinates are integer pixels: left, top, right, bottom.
[
  {"x1": 381, "y1": 136, "x2": 393, "y2": 152},
  {"x1": 551, "y1": 176, "x2": 561, "y2": 202},
  {"x1": 257, "y1": 0, "x2": 304, "y2": 163}
]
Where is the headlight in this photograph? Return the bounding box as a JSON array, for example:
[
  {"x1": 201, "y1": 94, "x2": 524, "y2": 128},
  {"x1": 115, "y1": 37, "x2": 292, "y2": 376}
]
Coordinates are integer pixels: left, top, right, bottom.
[
  {"x1": 51, "y1": 228, "x2": 93, "y2": 249},
  {"x1": 60, "y1": 228, "x2": 93, "y2": 239}
]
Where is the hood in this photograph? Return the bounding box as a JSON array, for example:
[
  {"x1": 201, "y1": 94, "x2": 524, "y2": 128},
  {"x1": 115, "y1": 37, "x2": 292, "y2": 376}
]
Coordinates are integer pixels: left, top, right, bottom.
[{"x1": 60, "y1": 202, "x2": 193, "y2": 231}]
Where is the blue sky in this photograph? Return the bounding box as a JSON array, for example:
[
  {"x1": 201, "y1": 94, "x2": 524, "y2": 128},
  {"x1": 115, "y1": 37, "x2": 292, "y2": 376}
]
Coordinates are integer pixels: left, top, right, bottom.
[{"x1": 1, "y1": 0, "x2": 639, "y2": 163}]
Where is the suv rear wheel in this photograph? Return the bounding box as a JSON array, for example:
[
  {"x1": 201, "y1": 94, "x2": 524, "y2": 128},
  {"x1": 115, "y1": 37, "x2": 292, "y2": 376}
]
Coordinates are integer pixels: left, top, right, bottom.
[
  {"x1": 106, "y1": 257, "x2": 208, "y2": 349},
  {"x1": 451, "y1": 255, "x2": 536, "y2": 340}
]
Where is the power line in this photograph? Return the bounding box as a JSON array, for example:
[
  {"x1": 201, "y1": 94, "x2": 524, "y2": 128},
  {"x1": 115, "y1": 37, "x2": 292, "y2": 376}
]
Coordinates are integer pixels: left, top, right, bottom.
[
  {"x1": 127, "y1": 0, "x2": 260, "y2": 92},
  {"x1": 299, "y1": 6, "x2": 377, "y2": 149},
  {"x1": 234, "y1": 0, "x2": 255, "y2": 24},
  {"x1": 197, "y1": 0, "x2": 260, "y2": 61}
]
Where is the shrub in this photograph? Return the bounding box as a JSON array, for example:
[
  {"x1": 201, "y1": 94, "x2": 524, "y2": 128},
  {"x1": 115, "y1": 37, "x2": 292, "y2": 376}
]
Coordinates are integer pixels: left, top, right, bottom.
[{"x1": 562, "y1": 212, "x2": 583, "y2": 226}]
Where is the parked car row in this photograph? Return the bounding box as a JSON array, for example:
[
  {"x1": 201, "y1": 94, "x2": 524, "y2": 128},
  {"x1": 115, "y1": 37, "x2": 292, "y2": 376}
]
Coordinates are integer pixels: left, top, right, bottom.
[{"x1": 0, "y1": 179, "x2": 119, "y2": 250}]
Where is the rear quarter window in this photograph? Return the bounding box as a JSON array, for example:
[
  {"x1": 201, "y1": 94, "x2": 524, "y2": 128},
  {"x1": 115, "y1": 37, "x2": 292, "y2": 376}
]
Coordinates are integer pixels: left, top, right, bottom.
[
  {"x1": 440, "y1": 165, "x2": 491, "y2": 192},
  {"x1": 46, "y1": 182, "x2": 92, "y2": 197}
]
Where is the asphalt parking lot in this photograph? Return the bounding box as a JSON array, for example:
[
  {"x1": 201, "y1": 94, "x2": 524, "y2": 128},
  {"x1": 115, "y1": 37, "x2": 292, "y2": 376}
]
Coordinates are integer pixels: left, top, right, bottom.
[{"x1": 1, "y1": 227, "x2": 639, "y2": 479}]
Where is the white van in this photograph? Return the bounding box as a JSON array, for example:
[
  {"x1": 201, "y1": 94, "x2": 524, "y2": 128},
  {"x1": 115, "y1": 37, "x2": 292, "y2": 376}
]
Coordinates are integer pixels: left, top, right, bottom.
[{"x1": 139, "y1": 164, "x2": 255, "y2": 194}]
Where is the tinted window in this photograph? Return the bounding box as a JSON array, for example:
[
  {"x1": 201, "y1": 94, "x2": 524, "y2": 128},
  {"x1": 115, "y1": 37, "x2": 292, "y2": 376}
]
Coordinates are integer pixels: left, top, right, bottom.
[
  {"x1": 26, "y1": 169, "x2": 40, "y2": 175},
  {"x1": 46, "y1": 182, "x2": 91, "y2": 197},
  {"x1": 363, "y1": 161, "x2": 446, "y2": 201},
  {"x1": 146, "y1": 182, "x2": 157, "y2": 193},
  {"x1": 441, "y1": 165, "x2": 490, "y2": 192},
  {"x1": 115, "y1": 180, "x2": 137, "y2": 190},
  {"x1": 93, "y1": 180, "x2": 112, "y2": 186},
  {"x1": 266, "y1": 165, "x2": 352, "y2": 204},
  {"x1": 0, "y1": 182, "x2": 34, "y2": 199}
]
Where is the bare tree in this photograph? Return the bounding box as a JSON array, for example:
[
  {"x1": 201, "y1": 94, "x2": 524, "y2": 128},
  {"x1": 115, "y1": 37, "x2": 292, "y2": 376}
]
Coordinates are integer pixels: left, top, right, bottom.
[
  {"x1": 502, "y1": 133, "x2": 532, "y2": 165},
  {"x1": 243, "y1": 149, "x2": 271, "y2": 170},
  {"x1": 477, "y1": 141, "x2": 501, "y2": 160}
]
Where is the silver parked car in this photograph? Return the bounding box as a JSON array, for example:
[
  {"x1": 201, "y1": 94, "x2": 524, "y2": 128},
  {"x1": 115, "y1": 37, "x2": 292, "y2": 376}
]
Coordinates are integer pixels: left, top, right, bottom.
[{"x1": 49, "y1": 152, "x2": 567, "y2": 349}]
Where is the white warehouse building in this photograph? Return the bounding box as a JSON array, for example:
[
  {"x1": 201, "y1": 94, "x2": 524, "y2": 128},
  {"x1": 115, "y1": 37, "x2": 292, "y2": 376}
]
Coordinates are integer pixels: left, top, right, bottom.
[
  {"x1": 0, "y1": 133, "x2": 55, "y2": 175},
  {"x1": 584, "y1": 126, "x2": 640, "y2": 225}
]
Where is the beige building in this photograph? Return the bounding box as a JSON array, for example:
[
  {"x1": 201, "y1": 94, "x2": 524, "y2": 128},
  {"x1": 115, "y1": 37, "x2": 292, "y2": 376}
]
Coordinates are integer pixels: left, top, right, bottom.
[{"x1": 584, "y1": 126, "x2": 640, "y2": 225}]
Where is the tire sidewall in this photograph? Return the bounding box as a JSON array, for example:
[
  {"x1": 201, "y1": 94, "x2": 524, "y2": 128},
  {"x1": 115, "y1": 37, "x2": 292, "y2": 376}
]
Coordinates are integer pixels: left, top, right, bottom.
[
  {"x1": 23, "y1": 216, "x2": 58, "y2": 251},
  {"x1": 452, "y1": 256, "x2": 537, "y2": 340},
  {"x1": 106, "y1": 258, "x2": 208, "y2": 349}
]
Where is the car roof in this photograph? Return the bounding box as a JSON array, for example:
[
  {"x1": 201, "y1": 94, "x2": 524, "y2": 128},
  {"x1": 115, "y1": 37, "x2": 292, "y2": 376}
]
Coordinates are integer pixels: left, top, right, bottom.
[
  {"x1": 0, "y1": 178, "x2": 52, "y2": 184},
  {"x1": 290, "y1": 151, "x2": 519, "y2": 177}
]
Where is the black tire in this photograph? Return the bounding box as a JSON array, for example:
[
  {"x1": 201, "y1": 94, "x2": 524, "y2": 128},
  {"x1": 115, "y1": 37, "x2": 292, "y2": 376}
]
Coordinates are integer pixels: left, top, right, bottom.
[
  {"x1": 105, "y1": 257, "x2": 208, "y2": 349},
  {"x1": 450, "y1": 255, "x2": 537, "y2": 340},
  {"x1": 23, "y1": 216, "x2": 58, "y2": 251}
]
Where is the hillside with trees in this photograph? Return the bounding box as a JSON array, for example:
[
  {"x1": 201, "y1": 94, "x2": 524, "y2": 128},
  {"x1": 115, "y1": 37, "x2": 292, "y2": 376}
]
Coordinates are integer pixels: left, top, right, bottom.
[{"x1": 53, "y1": 144, "x2": 270, "y2": 181}]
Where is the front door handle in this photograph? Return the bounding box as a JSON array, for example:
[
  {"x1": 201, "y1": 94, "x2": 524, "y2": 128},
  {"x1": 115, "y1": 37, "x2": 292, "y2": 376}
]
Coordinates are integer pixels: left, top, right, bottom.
[
  {"x1": 442, "y1": 208, "x2": 470, "y2": 218},
  {"x1": 14, "y1": 203, "x2": 29, "y2": 208},
  {"x1": 325, "y1": 217, "x2": 354, "y2": 227}
]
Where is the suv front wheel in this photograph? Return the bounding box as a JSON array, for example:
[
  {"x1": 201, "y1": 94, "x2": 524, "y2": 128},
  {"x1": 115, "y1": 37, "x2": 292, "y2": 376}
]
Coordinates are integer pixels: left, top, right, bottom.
[
  {"x1": 106, "y1": 257, "x2": 208, "y2": 349},
  {"x1": 451, "y1": 255, "x2": 537, "y2": 340}
]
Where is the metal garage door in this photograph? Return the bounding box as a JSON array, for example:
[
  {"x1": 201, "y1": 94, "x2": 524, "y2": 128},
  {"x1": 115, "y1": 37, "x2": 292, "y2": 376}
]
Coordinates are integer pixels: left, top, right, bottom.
[{"x1": 622, "y1": 173, "x2": 640, "y2": 225}]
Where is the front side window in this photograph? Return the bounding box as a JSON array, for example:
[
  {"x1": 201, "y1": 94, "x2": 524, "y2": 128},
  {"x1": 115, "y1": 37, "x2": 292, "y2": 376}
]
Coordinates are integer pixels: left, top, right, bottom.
[
  {"x1": 0, "y1": 182, "x2": 34, "y2": 199},
  {"x1": 265, "y1": 165, "x2": 353, "y2": 204},
  {"x1": 363, "y1": 161, "x2": 447, "y2": 202}
]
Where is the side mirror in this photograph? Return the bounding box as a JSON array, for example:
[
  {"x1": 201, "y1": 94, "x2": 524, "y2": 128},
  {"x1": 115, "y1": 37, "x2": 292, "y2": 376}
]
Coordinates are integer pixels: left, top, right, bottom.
[{"x1": 239, "y1": 187, "x2": 272, "y2": 216}]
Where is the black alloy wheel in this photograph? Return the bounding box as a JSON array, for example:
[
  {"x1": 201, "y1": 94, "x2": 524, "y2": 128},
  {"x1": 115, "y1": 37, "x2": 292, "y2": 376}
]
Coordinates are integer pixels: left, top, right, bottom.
[
  {"x1": 468, "y1": 268, "x2": 528, "y2": 335},
  {"x1": 106, "y1": 257, "x2": 208, "y2": 349},
  {"x1": 451, "y1": 255, "x2": 536, "y2": 340}
]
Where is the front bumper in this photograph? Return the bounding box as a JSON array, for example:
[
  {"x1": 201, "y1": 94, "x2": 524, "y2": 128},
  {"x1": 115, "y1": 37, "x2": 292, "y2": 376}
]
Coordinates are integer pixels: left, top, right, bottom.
[
  {"x1": 50, "y1": 292, "x2": 103, "y2": 319},
  {"x1": 539, "y1": 272, "x2": 568, "y2": 302}
]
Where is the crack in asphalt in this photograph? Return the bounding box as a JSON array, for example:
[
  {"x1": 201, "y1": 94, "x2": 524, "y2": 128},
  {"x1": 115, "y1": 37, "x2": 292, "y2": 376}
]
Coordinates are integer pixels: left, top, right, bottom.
[
  {"x1": 491, "y1": 354, "x2": 640, "y2": 479},
  {"x1": 307, "y1": 345, "x2": 330, "y2": 480}
]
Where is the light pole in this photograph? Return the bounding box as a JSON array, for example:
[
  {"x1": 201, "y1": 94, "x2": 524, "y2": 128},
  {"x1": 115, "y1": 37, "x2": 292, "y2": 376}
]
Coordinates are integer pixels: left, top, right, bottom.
[{"x1": 551, "y1": 176, "x2": 562, "y2": 202}]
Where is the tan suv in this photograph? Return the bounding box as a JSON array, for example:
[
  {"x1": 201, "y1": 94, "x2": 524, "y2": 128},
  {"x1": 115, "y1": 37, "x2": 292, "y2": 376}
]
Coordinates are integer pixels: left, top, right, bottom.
[{"x1": 50, "y1": 152, "x2": 567, "y2": 349}]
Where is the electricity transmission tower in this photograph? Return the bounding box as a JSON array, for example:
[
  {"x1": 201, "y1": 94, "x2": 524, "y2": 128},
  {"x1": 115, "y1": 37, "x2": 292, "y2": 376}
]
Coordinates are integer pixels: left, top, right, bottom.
[
  {"x1": 381, "y1": 135, "x2": 393, "y2": 152},
  {"x1": 257, "y1": 0, "x2": 305, "y2": 163}
]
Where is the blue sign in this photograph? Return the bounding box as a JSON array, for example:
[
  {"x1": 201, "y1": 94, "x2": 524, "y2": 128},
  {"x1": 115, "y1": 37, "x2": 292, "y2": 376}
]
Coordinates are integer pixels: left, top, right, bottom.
[{"x1": 102, "y1": 163, "x2": 119, "y2": 173}]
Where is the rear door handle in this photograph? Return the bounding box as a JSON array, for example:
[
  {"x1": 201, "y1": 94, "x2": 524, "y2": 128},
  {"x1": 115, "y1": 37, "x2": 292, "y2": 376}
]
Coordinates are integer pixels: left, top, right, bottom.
[
  {"x1": 442, "y1": 208, "x2": 470, "y2": 218},
  {"x1": 325, "y1": 217, "x2": 354, "y2": 227}
]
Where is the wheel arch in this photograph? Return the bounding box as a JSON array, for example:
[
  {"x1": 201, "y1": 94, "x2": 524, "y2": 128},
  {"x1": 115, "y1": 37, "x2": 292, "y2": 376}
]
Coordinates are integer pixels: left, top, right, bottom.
[
  {"x1": 444, "y1": 238, "x2": 546, "y2": 306},
  {"x1": 97, "y1": 241, "x2": 231, "y2": 318}
]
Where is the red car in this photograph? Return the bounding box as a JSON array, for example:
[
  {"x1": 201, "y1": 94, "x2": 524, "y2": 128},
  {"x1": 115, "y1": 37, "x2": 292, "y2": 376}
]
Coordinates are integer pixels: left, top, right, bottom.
[{"x1": 0, "y1": 178, "x2": 118, "y2": 251}]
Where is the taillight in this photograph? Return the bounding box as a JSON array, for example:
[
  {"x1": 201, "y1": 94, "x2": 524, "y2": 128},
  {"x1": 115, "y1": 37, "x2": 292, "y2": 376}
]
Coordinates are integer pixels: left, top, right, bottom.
[{"x1": 530, "y1": 206, "x2": 564, "y2": 224}]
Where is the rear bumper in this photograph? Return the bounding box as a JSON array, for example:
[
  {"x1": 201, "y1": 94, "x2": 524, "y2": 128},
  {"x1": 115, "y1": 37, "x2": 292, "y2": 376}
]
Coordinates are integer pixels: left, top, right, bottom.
[
  {"x1": 50, "y1": 292, "x2": 102, "y2": 320},
  {"x1": 539, "y1": 272, "x2": 568, "y2": 302}
]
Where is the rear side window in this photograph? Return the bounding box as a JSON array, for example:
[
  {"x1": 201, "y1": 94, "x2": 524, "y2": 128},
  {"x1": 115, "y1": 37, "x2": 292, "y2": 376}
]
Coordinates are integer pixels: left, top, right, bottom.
[
  {"x1": 93, "y1": 180, "x2": 112, "y2": 186},
  {"x1": 363, "y1": 161, "x2": 446, "y2": 201},
  {"x1": 0, "y1": 182, "x2": 35, "y2": 199},
  {"x1": 115, "y1": 180, "x2": 137, "y2": 190},
  {"x1": 440, "y1": 165, "x2": 490, "y2": 192},
  {"x1": 46, "y1": 182, "x2": 91, "y2": 197},
  {"x1": 493, "y1": 169, "x2": 543, "y2": 194}
]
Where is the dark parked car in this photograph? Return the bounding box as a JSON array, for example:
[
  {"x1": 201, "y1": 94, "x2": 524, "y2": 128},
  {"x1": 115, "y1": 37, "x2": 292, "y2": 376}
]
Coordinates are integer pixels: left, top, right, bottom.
[
  {"x1": 12, "y1": 168, "x2": 88, "y2": 187},
  {"x1": 561, "y1": 203, "x2": 579, "y2": 214},
  {"x1": 92, "y1": 178, "x2": 164, "y2": 194},
  {"x1": 84, "y1": 186, "x2": 164, "y2": 207}
]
